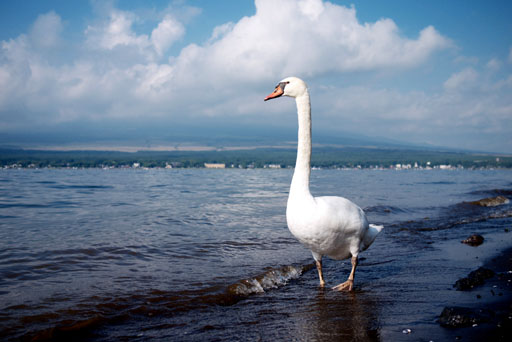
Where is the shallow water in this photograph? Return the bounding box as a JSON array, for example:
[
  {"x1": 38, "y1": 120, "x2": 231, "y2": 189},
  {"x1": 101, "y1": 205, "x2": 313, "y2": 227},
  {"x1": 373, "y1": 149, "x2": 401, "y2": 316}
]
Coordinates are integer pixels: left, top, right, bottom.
[{"x1": 0, "y1": 168, "x2": 511, "y2": 341}]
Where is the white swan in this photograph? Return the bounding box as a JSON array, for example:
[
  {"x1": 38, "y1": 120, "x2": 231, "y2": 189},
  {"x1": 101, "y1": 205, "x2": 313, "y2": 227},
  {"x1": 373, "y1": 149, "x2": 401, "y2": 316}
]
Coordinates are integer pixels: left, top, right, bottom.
[{"x1": 264, "y1": 77, "x2": 383, "y2": 291}]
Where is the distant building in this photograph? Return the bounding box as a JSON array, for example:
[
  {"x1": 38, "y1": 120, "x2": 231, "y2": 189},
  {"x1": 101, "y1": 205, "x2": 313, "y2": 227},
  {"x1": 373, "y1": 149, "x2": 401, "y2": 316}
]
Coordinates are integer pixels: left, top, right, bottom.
[{"x1": 204, "y1": 163, "x2": 225, "y2": 169}]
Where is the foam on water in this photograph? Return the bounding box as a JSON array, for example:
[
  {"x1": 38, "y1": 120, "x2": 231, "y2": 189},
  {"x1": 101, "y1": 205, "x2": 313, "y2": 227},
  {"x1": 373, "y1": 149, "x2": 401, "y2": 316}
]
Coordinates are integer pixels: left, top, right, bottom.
[{"x1": 227, "y1": 264, "x2": 313, "y2": 296}]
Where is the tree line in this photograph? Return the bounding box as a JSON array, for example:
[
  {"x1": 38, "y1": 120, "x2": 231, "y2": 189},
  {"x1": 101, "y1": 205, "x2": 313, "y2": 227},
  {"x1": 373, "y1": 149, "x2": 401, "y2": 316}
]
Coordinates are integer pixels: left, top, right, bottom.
[{"x1": 1, "y1": 147, "x2": 510, "y2": 169}]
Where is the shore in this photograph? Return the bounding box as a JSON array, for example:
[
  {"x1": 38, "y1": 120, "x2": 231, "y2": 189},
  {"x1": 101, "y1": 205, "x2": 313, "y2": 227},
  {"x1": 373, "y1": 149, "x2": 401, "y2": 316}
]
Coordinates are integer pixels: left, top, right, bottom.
[
  {"x1": 441, "y1": 245, "x2": 512, "y2": 341},
  {"x1": 364, "y1": 221, "x2": 512, "y2": 342}
]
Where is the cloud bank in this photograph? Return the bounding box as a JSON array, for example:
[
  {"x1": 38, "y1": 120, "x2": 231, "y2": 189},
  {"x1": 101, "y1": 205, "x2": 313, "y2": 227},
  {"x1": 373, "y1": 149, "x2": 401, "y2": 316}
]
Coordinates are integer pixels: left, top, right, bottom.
[{"x1": 0, "y1": 0, "x2": 511, "y2": 152}]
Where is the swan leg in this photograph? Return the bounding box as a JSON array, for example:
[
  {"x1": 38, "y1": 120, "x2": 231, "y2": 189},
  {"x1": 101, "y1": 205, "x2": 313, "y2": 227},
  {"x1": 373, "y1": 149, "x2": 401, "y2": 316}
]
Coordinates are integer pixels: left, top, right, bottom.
[
  {"x1": 315, "y1": 260, "x2": 326, "y2": 287},
  {"x1": 333, "y1": 256, "x2": 358, "y2": 291},
  {"x1": 312, "y1": 252, "x2": 325, "y2": 287}
]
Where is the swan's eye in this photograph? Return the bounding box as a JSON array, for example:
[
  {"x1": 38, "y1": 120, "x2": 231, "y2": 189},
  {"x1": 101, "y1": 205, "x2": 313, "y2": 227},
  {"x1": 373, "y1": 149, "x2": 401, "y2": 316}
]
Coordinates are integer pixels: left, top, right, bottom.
[{"x1": 277, "y1": 82, "x2": 288, "y2": 91}]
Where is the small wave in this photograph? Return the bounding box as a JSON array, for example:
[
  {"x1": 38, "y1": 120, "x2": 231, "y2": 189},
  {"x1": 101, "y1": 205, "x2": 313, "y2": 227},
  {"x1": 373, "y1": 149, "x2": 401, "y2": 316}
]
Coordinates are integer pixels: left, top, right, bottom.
[
  {"x1": 390, "y1": 208, "x2": 512, "y2": 234},
  {"x1": 364, "y1": 205, "x2": 407, "y2": 214},
  {"x1": 34, "y1": 180, "x2": 57, "y2": 184},
  {"x1": 149, "y1": 184, "x2": 169, "y2": 189},
  {"x1": 48, "y1": 184, "x2": 114, "y2": 190},
  {"x1": 467, "y1": 195, "x2": 509, "y2": 207},
  {"x1": 0, "y1": 246, "x2": 152, "y2": 284},
  {"x1": 227, "y1": 264, "x2": 313, "y2": 296},
  {"x1": 40, "y1": 200, "x2": 79, "y2": 209},
  {"x1": 0, "y1": 203, "x2": 49, "y2": 209},
  {"x1": 468, "y1": 188, "x2": 512, "y2": 197}
]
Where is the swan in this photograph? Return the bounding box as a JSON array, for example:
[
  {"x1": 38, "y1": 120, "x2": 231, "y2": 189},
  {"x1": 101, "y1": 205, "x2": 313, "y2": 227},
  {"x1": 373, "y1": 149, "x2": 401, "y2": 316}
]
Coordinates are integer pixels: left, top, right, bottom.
[{"x1": 264, "y1": 77, "x2": 383, "y2": 291}]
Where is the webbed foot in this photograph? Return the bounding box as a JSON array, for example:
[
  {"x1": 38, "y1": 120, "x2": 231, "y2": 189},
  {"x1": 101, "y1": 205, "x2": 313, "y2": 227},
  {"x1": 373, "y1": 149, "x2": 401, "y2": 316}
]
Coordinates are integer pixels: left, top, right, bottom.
[{"x1": 332, "y1": 279, "x2": 354, "y2": 291}]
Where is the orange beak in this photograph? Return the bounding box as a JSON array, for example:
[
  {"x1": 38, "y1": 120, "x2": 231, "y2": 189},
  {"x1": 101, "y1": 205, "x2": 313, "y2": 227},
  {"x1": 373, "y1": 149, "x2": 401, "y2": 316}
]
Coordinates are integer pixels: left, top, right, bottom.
[{"x1": 264, "y1": 85, "x2": 284, "y2": 101}]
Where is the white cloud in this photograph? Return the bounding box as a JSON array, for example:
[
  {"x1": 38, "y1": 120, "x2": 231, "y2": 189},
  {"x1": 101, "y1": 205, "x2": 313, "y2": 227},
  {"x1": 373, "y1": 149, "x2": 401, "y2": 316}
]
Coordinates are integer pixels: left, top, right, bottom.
[
  {"x1": 181, "y1": 0, "x2": 451, "y2": 83},
  {"x1": 443, "y1": 68, "x2": 478, "y2": 91},
  {"x1": 208, "y1": 22, "x2": 234, "y2": 43},
  {"x1": 151, "y1": 15, "x2": 184, "y2": 56},
  {"x1": 4, "y1": 0, "x2": 511, "y2": 152},
  {"x1": 315, "y1": 67, "x2": 512, "y2": 151},
  {"x1": 30, "y1": 11, "x2": 63, "y2": 48},
  {"x1": 486, "y1": 58, "x2": 501, "y2": 71},
  {"x1": 84, "y1": 10, "x2": 183, "y2": 61},
  {"x1": 85, "y1": 10, "x2": 151, "y2": 55},
  {"x1": 0, "y1": 0, "x2": 452, "y2": 123}
]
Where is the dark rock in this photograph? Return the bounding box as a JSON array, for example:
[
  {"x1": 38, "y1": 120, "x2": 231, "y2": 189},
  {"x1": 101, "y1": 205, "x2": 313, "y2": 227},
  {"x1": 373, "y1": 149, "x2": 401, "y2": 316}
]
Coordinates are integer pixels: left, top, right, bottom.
[
  {"x1": 439, "y1": 306, "x2": 492, "y2": 328},
  {"x1": 461, "y1": 234, "x2": 484, "y2": 246},
  {"x1": 468, "y1": 195, "x2": 509, "y2": 207},
  {"x1": 454, "y1": 267, "x2": 495, "y2": 291}
]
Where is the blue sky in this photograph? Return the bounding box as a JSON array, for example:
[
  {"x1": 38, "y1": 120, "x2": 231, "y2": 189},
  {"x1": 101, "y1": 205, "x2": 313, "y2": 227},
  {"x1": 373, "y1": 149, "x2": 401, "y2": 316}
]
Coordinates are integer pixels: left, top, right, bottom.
[{"x1": 0, "y1": 0, "x2": 511, "y2": 152}]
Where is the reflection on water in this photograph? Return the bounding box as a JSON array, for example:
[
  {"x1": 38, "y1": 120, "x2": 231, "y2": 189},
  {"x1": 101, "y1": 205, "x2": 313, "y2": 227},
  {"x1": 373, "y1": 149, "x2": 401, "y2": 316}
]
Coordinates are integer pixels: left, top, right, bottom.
[{"x1": 301, "y1": 290, "x2": 380, "y2": 342}]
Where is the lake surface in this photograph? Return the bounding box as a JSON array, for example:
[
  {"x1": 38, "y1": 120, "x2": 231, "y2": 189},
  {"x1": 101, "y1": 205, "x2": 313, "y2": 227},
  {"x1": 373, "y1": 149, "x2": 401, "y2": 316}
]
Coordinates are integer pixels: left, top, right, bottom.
[{"x1": 0, "y1": 168, "x2": 511, "y2": 341}]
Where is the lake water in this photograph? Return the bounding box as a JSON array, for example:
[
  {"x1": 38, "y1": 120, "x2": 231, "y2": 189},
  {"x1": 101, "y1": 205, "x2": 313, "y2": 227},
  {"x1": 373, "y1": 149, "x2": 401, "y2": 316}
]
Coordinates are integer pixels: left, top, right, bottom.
[{"x1": 0, "y1": 168, "x2": 511, "y2": 341}]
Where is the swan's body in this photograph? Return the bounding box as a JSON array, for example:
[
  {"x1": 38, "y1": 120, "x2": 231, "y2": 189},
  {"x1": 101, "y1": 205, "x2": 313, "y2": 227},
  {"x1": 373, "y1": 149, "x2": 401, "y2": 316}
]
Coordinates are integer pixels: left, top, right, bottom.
[{"x1": 265, "y1": 77, "x2": 383, "y2": 291}]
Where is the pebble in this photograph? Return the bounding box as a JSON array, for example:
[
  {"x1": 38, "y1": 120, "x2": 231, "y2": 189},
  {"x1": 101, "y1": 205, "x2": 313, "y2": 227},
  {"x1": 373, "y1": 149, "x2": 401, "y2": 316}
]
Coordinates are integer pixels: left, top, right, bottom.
[{"x1": 461, "y1": 234, "x2": 484, "y2": 246}]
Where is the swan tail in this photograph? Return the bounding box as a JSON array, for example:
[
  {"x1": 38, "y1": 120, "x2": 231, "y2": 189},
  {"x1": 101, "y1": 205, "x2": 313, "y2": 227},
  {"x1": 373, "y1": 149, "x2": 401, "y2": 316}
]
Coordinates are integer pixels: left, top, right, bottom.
[{"x1": 362, "y1": 224, "x2": 384, "y2": 250}]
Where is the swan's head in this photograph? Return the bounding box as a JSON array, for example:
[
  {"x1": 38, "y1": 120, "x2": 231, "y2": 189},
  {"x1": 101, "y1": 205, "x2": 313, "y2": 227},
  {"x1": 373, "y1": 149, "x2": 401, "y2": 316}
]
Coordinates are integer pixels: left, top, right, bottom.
[{"x1": 264, "y1": 77, "x2": 308, "y2": 101}]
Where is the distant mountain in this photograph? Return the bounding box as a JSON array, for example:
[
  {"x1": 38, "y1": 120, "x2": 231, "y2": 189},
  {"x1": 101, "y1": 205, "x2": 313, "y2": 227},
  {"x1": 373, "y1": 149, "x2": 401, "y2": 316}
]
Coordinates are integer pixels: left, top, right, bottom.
[{"x1": 0, "y1": 123, "x2": 507, "y2": 155}]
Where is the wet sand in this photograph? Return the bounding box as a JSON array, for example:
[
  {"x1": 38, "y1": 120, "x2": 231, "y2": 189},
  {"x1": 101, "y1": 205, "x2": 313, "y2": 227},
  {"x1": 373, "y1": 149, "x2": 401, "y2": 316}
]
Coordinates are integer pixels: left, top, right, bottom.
[
  {"x1": 373, "y1": 229, "x2": 512, "y2": 342},
  {"x1": 443, "y1": 246, "x2": 512, "y2": 341}
]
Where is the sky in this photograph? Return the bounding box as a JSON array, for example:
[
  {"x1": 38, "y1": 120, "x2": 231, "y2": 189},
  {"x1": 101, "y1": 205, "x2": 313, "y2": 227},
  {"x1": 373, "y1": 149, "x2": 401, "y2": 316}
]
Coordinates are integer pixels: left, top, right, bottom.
[{"x1": 0, "y1": 0, "x2": 511, "y2": 153}]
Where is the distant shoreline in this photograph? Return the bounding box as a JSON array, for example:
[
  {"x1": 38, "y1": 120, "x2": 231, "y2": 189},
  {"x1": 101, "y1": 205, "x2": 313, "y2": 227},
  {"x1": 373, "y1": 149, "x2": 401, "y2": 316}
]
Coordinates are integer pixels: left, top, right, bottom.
[
  {"x1": 1, "y1": 146, "x2": 511, "y2": 169},
  {"x1": 3, "y1": 165, "x2": 512, "y2": 171}
]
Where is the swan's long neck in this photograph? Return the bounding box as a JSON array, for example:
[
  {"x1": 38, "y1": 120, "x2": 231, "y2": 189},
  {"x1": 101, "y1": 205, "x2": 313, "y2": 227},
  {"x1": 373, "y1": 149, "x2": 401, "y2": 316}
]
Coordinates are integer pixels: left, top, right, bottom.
[{"x1": 289, "y1": 93, "x2": 313, "y2": 199}]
